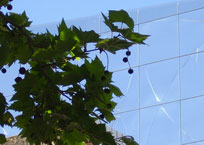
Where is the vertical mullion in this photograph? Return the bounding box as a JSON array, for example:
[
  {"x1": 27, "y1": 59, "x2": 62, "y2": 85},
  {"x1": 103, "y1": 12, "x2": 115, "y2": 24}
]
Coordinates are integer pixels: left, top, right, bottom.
[
  {"x1": 177, "y1": 2, "x2": 182, "y2": 145},
  {"x1": 137, "y1": 8, "x2": 141, "y2": 145},
  {"x1": 99, "y1": 15, "x2": 101, "y2": 34}
]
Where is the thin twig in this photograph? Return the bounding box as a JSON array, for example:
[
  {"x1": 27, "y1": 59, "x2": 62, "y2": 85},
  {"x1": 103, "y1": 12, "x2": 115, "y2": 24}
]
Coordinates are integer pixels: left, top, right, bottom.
[
  {"x1": 85, "y1": 48, "x2": 100, "y2": 53},
  {"x1": 91, "y1": 111, "x2": 108, "y2": 124},
  {"x1": 104, "y1": 50, "x2": 109, "y2": 70}
]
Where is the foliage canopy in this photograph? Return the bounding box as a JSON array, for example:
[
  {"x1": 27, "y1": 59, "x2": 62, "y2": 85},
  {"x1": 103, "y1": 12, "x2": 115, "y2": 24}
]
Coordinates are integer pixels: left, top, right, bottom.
[{"x1": 0, "y1": 1, "x2": 148, "y2": 145}]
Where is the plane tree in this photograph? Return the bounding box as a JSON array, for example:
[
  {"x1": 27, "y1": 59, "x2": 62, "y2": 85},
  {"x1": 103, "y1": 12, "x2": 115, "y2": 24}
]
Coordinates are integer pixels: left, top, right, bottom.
[{"x1": 0, "y1": 0, "x2": 148, "y2": 144}]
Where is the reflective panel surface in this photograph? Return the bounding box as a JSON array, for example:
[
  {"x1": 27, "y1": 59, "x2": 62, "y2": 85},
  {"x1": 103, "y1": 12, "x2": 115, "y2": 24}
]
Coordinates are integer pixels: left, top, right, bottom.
[
  {"x1": 140, "y1": 103, "x2": 180, "y2": 145},
  {"x1": 140, "y1": 59, "x2": 179, "y2": 107}
]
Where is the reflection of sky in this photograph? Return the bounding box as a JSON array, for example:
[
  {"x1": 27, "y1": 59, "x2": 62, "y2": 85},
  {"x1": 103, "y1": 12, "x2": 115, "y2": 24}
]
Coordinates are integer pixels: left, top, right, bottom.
[{"x1": 1, "y1": 0, "x2": 204, "y2": 145}]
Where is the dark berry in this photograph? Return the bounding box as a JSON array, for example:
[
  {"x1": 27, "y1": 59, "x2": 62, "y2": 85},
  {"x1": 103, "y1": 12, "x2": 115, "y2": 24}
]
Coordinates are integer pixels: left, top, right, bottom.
[
  {"x1": 15, "y1": 77, "x2": 22, "y2": 83},
  {"x1": 1, "y1": 68, "x2": 6, "y2": 74},
  {"x1": 128, "y1": 68, "x2": 134, "y2": 74},
  {"x1": 71, "y1": 56, "x2": 75, "y2": 61},
  {"x1": 101, "y1": 75, "x2": 106, "y2": 81},
  {"x1": 104, "y1": 88, "x2": 110, "y2": 94},
  {"x1": 100, "y1": 114, "x2": 104, "y2": 120},
  {"x1": 104, "y1": 70, "x2": 109, "y2": 75},
  {"x1": 19, "y1": 67, "x2": 26, "y2": 74},
  {"x1": 126, "y1": 50, "x2": 131, "y2": 56},
  {"x1": 123, "y1": 57, "x2": 128, "y2": 63},
  {"x1": 7, "y1": 4, "x2": 12, "y2": 10},
  {"x1": 107, "y1": 103, "x2": 112, "y2": 109}
]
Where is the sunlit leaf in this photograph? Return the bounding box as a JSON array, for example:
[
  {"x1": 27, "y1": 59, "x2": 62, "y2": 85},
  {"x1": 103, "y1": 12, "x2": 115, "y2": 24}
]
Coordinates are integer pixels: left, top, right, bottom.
[
  {"x1": 97, "y1": 37, "x2": 133, "y2": 54},
  {"x1": 109, "y1": 10, "x2": 134, "y2": 30},
  {"x1": 107, "y1": 84, "x2": 123, "y2": 97},
  {"x1": 3, "y1": 112, "x2": 14, "y2": 126},
  {"x1": 120, "y1": 29, "x2": 149, "y2": 44},
  {"x1": 73, "y1": 26, "x2": 100, "y2": 45}
]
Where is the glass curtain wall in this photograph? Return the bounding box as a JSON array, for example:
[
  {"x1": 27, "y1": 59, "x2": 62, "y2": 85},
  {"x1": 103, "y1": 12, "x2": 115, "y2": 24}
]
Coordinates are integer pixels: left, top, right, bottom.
[{"x1": 110, "y1": 0, "x2": 204, "y2": 145}]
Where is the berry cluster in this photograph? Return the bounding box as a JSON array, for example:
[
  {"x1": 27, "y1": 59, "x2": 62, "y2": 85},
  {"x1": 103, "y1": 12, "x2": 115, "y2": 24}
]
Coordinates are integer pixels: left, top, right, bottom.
[
  {"x1": 15, "y1": 67, "x2": 26, "y2": 83},
  {"x1": 122, "y1": 50, "x2": 134, "y2": 74},
  {"x1": 101, "y1": 70, "x2": 112, "y2": 95},
  {"x1": 1, "y1": 66, "x2": 26, "y2": 83}
]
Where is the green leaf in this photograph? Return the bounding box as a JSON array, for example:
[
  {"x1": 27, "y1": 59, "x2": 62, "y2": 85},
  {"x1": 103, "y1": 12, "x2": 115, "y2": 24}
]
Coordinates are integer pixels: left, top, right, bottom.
[
  {"x1": 56, "y1": 24, "x2": 79, "y2": 58},
  {"x1": 84, "y1": 56, "x2": 105, "y2": 78},
  {"x1": 97, "y1": 37, "x2": 133, "y2": 54},
  {"x1": 32, "y1": 47, "x2": 56, "y2": 61},
  {"x1": 58, "y1": 19, "x2": 68, "y2": 33},
  {"x1": 9, "y1": 97, "x2": 34, "y2": 112},
  {"x1": 3, "y1": 111, "x2": 14, "y2": 126},
  {"x1": 21, "y1": 117, "x2": 54, "y2": 145},
  {"x1": 0, "y1": 43, "x2": 10, "y2": 67},
  {"x1": 33, "y1": 33, "x2": 52, "y2": 49},
  {"x1": 121, "y1": 136, "x2": 139, "y2": 145},
  {"x1": 107, "y1": 84, "x2": 123, "y2": 97},
  {"x1": 73, "y1": 26, "x2": 100, "y2": 45},
  {"x1": 60, "y1": 64, "x2": 84, "y2": 85},
  {"x1": 0, "y1": 93, "x2": 7, "y2": 114},
  {"x1": 109, "y1": 10, "x2": 134, "y2": 30},
  {"x1": 21, "y1": 11, "x2": 32, "y2": 27},
  {"x1": 7, "y1": 12, "x2": 31, "y2": 27},
  {"x1": 126, "y1": 32, "x2": 149, "y2": 44},
  {"x1": 16, "y1": 44, "x2": 32, "y2": 64},
  {"x1": 102, "y1": 13, "x2": 118, "y2": 32},
  {"x1": 62, "y1": 129, "x2": 87, "y2": 145},
  {"x1": 91, "y1": 124, "x2": 116, "y2": 145},
  {"x1": 0, "y1": 134, "x2": 6, "y2": 144},
  {"x1": 0, "y1": 0, "x2": 9, "y2": 5},
  {"x1": 120, "y1": 29, "x2": 149, "y2": 44},
  {"x1": 100, "y1": 109, "x2": 115, "y2": 122},
  {"x1": 0, "y1": 93, "x2": 7, "y2": 126},
  {"x1": 102, "y1": 10, "x2": 134, "y2": 32}
]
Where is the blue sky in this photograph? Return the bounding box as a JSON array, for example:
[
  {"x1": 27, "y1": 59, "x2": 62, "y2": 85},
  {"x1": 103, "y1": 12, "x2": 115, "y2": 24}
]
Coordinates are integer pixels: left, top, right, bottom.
[{"x1": 11, "y1": 0, "x2": 178, "y2": 24}]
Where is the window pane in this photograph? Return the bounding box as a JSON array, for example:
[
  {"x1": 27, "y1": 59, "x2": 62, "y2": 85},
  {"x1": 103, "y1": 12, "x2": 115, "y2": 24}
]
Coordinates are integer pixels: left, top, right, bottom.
[
  {"x1": 140, "y1": 103, "x2": 180, "y2": 145},
  {"x1": 182, "y1": 97, "x2": 204, "y2": 144},
  {"x1": 181, "y1": 53, "x2": 204, "y2": 99},
  {"x1": 139, "y1": 16, "x2": 178, "y2": 65},
  {"x1": 180, "y1": 9, "x2": 204, "y2": 55},
  {"x1": 140, "y1": 59, "x2": 179, "y2": 107}
]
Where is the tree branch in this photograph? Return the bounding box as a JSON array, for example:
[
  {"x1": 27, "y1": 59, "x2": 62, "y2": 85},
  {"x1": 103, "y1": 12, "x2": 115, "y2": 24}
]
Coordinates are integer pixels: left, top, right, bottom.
[
  {"x1": 58, "y1": 89, "x2": 72, "y2": 101},
  {"x1": 91, "y1": 111, "x2": 108, "y2": 124}
]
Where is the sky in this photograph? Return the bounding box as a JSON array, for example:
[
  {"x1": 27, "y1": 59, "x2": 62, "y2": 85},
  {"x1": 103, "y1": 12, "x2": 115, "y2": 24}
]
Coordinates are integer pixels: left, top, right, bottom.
[{"x1": 10, "y1": 0, "x2": 178, "y2": 25}]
